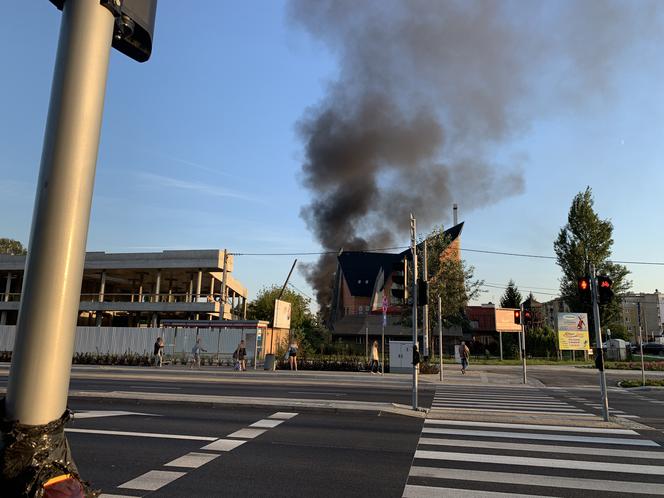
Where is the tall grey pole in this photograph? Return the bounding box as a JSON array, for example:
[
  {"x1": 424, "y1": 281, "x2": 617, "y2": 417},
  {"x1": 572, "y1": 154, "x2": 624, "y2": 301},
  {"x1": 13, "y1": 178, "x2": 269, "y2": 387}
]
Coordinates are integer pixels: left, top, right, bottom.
[
  {"x1": 438, "y1": 295, "x2": 443, "y2": 382},
  {"x1": 590, "y1": 264, "x2": 610, "y2": 421},
  {"x1": 422, "y1": 240, "x2": 429, "y2": 358},
  {"x1": 520, "y1": 304, "x2": 527, "y2": 384},
  {"x1": 410, "y1": 214, "x2": 418, "y2": 410},
  {"x1": 637, "y1": 302, "x2": 645, "y2": 386},
  {"x1": 6, "y1": 0, "x2": 114, "y2": 426}
]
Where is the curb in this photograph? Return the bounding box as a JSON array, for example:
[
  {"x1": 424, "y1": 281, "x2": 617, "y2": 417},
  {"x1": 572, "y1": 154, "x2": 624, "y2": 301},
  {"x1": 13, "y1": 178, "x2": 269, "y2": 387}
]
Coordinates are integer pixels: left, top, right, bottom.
[{"x1": 65, "y1": 389, "x2": 431, "y2": 419}]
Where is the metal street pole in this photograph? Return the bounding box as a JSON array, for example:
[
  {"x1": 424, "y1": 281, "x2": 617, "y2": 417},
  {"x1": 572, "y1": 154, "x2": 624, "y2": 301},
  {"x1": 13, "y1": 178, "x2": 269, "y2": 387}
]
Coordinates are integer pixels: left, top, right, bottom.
[
  {"x1": 6, "y1": 0, "x2": 114, "y2": 426},
  {"x1": 591, "y1": 263, "x2": 610, "y2": 421},
  {"x1": 438, "y1": 295, "x2": 443, "y2": 382},
  {"x1": 520, "y1": 304, "x2": 527, "y2": 384},
  {"x1": 422, "y1": 240, "x2": 429, "y2": 358},
  {"x1": 410, "y1": 214, "x2": 418, "y2": 410},
  {"x1": 637, "y1": 302, "x2": 645, "y2": 387},
  {"x1": 381, "y1": 315, "x2": 385, "y2": 375}
]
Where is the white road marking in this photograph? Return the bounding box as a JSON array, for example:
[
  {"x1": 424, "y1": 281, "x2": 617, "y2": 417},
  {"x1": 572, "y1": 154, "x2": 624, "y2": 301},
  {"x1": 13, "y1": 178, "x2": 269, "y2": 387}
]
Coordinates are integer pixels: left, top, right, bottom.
[
  {"x1": 73, "y1": 410, "x2": 160, "y2": 419},
  {"x1": 227, "y1": 428, "x2": 267, "y2": 439},
  {"x1": 431, "y1": 401, "x2": 582, "y2": 410},
  {"x1": 165, "y1": 452, "x2": 219, "y2": 468},
  {"x1": 432, "y1": 398, "x2": 572, "y2": 407},
  {"x1": 415, "y1": 449, "x2": 664, "y2": 474},
  {"x1": 417, "y1": 438, "x2": 664, "y2": 459},
  {"x1": 119, "y1": 470, "x2": 186, "y2": 491},
  {"x1": 429, "y1": 406, "x2": 593, "y2": 416},
  {"x1": 200, "y1": 439, "x2": 247, "y2": 451},
  {"x1": 65, "y1": 428, "x2": 216, "y2": 441},
  {"x1": 403, "y1": 484, "x2": 554, "y2": 498},
  {"x1": 129, "y1": 385, "x2": 181, "y2": 390},
  {"x1": 250, "y1": 419, "x2": 284, "y2": 428},
  {"x1": 269, "y1": 412, "x2": 299, "y2": 419},
  {"x1": 421, "y1": 427, "x2": 659, "y2": 446},
  {"x1": 424, "y1": 419, "x2": 637, "y2": 434},
  {"x1": 408, "y1": 466, "x2": 664, "y2": 495}
]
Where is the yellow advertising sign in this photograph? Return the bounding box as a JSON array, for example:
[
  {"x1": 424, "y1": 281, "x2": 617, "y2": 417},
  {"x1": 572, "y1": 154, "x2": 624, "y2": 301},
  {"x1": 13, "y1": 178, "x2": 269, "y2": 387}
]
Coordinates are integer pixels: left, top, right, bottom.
[{"x1": 557, "y1": 313, "x2": 590, "y2": 351}]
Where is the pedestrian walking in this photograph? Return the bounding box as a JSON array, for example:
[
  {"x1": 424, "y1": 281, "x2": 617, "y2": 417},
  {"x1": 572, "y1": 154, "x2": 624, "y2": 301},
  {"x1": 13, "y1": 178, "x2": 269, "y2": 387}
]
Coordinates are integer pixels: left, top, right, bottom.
[
  {"x1": 370, "y1": 340, "x2": 380, "y2": 374},
  {"x1": 288, "y1": 340, "x2": 298, "y2": 371},
  {"x1": 153, "y1": 337, "x2": 164, "y2": 367},
  {"x1": 234, "y1": 340, "x2": 247, "y2": 371},
  {"x1": 460, "y1": 341, "x2": 470, "y2": 374},
  {"x1": 190, "y1": 337, "x2": 206, "y2": 369}
]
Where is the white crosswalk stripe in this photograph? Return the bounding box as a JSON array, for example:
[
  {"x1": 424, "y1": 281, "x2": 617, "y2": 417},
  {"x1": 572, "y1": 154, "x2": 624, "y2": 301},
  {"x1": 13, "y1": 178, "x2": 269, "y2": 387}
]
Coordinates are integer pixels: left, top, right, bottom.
[
  {"x1": 404, "y1": 415, "x2": 664, "y2": 497},
  {"x1": 430, "y1": 385, "x2": 589, "y2": 416}
]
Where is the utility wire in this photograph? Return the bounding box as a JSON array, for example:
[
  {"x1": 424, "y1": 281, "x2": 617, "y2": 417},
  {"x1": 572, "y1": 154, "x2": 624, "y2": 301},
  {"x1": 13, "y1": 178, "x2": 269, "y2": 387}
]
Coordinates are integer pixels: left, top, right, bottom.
[{"x1": 233, "y1": 246, "x2": 664, "y2": 266}]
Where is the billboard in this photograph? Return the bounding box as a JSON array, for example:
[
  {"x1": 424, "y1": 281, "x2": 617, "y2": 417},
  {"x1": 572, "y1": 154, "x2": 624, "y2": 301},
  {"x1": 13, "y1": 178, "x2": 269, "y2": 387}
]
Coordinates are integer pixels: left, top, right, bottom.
[
  {"x1": 495, "y1": 308, "x2": 521, "y2": 333},
  {"x1": 557, "y1": 313, "x2": 590, "y2": 350},
  {"x1": 273, "y1": 299, "x2": 292, "y2": 329}
]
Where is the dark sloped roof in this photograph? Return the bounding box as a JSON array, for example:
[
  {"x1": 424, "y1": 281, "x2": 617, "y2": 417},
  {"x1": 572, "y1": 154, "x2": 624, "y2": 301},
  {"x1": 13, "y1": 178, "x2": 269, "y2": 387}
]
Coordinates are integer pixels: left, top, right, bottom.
[
  {"x1": 338, "y1": 222, "x2": 464, "y2": 298},
  {"x1": 338, "y1": 251, "x2": 402, "y2": 297},
  {"x1": 400, "y1": 222, "x2": 464, "y2": 257}
]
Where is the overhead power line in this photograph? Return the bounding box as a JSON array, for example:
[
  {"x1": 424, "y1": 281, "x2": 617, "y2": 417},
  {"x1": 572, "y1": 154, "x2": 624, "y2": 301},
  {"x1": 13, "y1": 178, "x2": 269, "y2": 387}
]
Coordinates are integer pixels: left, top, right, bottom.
[{"x1": 232, "y1": 246, "x2": 664, "y2": 266}]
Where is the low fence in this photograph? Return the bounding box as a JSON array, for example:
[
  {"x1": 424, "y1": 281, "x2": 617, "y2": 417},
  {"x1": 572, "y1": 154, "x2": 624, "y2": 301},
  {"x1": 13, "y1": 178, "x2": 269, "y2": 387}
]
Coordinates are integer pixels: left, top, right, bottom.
[{"x1": 0, "y1": 325, "x2": 260, "y2": 363}]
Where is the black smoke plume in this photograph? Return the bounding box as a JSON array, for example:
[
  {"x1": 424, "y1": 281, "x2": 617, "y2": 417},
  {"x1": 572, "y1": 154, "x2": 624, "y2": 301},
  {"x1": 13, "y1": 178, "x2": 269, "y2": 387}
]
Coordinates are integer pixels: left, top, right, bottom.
[{"x1": 290, "y1": 0, "x2": 660, "y2": 309}]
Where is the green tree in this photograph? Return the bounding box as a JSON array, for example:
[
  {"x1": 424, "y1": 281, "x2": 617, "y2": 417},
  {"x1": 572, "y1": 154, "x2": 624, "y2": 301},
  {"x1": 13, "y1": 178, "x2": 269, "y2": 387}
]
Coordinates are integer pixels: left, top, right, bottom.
[
  {"x1": 554, "y1": 187, "x2": 630, "y2": 339},
  {"x1": 0, "y1": 238, "x2": 27, "y2": 255},
  {"x1": 500, "y1": 280, "x2": 522, "y2": 309},
  {"x1": 246, "y1": 285, "x2": 329, "y2": 355},
  {"x1": 422, "y1": 227, "x2": 483, "y2": 328}
]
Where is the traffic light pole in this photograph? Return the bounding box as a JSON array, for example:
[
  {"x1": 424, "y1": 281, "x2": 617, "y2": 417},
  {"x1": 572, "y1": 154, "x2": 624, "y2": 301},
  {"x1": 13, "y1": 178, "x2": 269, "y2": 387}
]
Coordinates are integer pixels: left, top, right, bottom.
[
  {"x1": 520, "y1": 304, "x2": 527, "y2": 385},
  {"x1": 422, "y1": 240, "x2": 429, "y2": 358},
  {"x1": 590, "y1": 264, "x2": 610, "y2": 421},
  {"x1": 438, "y1": 295, "x2": 443, "y2": 382},
  {"x1": 410, "y1": 214, "x2": 419, "y2": 410},
  {"x1": 2, "y1": 0, "x2": 114, "y2": 492},
  {"x1": 6, "y1": 0, "x2": 114, "y2": 426}
]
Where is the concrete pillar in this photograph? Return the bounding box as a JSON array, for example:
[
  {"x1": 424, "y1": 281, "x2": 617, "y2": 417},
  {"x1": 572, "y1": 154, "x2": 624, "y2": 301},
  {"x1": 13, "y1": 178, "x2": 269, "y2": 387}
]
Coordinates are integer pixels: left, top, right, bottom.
[
  {"x1": 155, "y1": 270, "x2": 161, "y2": 302},
  {"x1": 195, "y1": 270, "x2": 202, "y2": 320},
  {"x1": 188, "y1": 276, "x2": 194, "y2": 303},
  {"x1": 196, "y1": 270, "x2": 202, "y2": 300},
  {"x1": 210, "y1": 276, "x2": 215, "y2": 299},
  {"x1": 3, "y1": 272, "x2": 12, "y2": 302},
  {"x1": 243, "y1": 296, "x2": 247, "y2": 320},
  {"x1": 0, "y1": 272, "x2": 12, "y2": 325},
  {"x1": 95, "y1": 271, "x2": 106, "y2": 326}
]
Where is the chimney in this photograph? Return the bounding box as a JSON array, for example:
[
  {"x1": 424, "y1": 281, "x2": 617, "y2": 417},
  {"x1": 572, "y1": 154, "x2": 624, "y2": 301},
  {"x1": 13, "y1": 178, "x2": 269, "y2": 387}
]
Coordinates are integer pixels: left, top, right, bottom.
[{"x1": 453, "y1": 203, "x2": 458, "y2": 226}]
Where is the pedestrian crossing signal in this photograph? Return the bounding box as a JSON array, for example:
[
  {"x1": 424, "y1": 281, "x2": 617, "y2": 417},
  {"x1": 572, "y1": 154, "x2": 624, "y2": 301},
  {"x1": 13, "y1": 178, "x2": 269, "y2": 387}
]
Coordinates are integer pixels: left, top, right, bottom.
[
  {"x1": 578, "y1": 276, "x2": 591, "y2": 303},
  {"x1": 523, "y1": 310, "x2": 533, "y2": 325},
  {"x1": 513, "y1": 310, "x2": 521, "y2": 325},
  {"x1": 597, "y1": 276, "x2": 614, "y2": 305}
]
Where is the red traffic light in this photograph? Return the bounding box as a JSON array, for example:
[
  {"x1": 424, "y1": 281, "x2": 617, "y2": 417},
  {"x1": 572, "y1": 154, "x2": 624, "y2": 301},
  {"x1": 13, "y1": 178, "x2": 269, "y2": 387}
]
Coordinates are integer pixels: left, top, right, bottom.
[
  {"x1": 599, "y1": 279, "x2": 611, "y2": 289},
  {"x1": 513, "y1": 310, "x2": 521, "y2": 324}
]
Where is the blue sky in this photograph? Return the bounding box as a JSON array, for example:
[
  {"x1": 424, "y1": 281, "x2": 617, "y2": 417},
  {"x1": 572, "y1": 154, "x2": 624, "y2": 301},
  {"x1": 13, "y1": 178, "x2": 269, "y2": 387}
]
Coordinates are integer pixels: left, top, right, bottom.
[{"x1": 1, "y1": 1, "x2": 663, "y2": 307}]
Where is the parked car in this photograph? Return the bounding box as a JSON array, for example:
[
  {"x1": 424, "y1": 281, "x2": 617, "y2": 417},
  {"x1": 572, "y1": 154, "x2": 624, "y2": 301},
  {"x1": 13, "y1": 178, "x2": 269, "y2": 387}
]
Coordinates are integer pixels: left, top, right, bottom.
[{"x1": 642, "y1": 343, "x2": 664, "y2": 356}]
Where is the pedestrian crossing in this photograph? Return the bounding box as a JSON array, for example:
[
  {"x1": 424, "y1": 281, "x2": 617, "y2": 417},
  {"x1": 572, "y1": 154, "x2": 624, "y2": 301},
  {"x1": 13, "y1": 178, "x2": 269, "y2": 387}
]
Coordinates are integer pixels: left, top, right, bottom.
[
  {"x1": 430, "y1": 385, "x2": 592, "y2": 417},
  {"x1": 403, "y1": 418, "x2": 664, "y2": 497}
]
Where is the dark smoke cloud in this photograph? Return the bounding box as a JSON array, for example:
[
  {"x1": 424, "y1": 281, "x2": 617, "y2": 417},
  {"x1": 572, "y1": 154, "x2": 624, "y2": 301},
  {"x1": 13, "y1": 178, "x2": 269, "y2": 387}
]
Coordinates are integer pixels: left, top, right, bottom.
[{"x1": 290, "y1": 0, "x2": 662, "y2": 308}]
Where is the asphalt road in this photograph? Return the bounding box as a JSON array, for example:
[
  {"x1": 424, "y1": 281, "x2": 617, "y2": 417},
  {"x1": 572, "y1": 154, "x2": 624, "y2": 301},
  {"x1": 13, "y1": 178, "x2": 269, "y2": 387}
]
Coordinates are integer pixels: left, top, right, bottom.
[
  {"x1": 0, "y1": 365, "x2": 437, "y2": 407},
  {"x1": 66, "y1": 398, "x2": 423, "y2": 497}
]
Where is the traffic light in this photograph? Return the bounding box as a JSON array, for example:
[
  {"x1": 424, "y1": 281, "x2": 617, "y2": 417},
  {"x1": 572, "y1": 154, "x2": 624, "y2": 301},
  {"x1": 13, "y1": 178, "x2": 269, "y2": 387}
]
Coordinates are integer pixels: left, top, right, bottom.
[
  {"x1": 597, "y1": 276, "x2": 614, "y2": 305},
  {"x1": 513, "y1": 310, "x2": 521, "y2": 325},
  {"x1": 578, "y1": 276, "x2": 591, "y2": 303},
  {"x1": 50, "y1": 0, "x2": 157, "y2": 62},
  {"x1": 390, "y1": 258, "x2": 408, "y2": 302},
  {"x1": 523, "y1": 309, "x2": 533, "y2": 326},
  {"x1": 417, "y1": 279, "x2": 429, "y2": 307}
]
